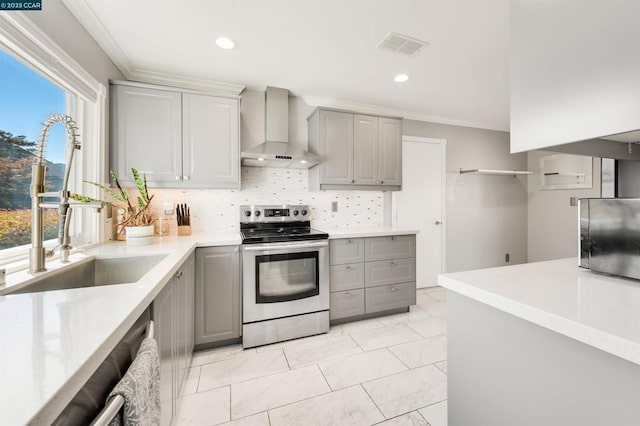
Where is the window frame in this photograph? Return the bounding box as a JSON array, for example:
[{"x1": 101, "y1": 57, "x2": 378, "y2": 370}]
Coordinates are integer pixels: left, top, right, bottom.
[{"x1": 0, "y1": 12, "x2": 107, "y2": 267}]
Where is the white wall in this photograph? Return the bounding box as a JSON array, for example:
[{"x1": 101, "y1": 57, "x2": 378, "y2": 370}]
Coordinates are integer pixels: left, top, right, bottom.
[
  {"x1": 526, "y1": 150, "x2": 601, "y2": 262},
  {"x1": 402, "y1": 120, "x2": 528, "y2": 273}
]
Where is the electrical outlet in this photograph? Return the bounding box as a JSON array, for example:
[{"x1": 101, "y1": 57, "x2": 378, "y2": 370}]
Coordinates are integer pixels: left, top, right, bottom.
[
  {"x1": 505, "y1": 253, "x2": 510, "y2": 263},
  {"x1": 331, "y1": 201, "x2": 338, "y2": 212}
]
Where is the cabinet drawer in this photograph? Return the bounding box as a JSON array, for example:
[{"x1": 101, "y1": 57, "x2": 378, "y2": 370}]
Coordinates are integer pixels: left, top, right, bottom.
[
  {"x1": 365, "y1": 258, "x2": 415, "y2": 288},
  {"x1": 330, "y1": 263, "x2": 365, "y2": 292},
  {"x1": 330, "y1": 289, "x2": 365, "y2": 320},
  {"x1": 365, "y1": 282, "x2": 416, "y2": 314},
  {"x1": 365, "y1": 235, "x2": 415, "y2": 261},
  {"x1": 330, "y1": 238, "x2": 365, "y2": 265}
]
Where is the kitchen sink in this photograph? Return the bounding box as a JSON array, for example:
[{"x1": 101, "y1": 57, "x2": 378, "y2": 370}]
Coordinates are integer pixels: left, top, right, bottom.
[{"x1": 1, "y1": 254, "x2": 167, "y2": 296}]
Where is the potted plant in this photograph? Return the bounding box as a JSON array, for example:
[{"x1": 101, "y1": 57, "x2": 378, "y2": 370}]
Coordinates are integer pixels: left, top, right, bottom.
[{"x1": 75, "y1": 168, "x2": 155, "y2": 245}]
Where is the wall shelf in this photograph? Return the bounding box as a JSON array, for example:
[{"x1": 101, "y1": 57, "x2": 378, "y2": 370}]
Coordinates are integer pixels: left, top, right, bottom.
[{"x1": 459, "y1": 168, "x2": 534, "y2": 177}]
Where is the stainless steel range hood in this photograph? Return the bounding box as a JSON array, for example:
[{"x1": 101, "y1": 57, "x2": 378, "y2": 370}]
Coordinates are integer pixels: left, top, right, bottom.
[{"x1": 241, "y1": 87, "x2": 319, "y2": 169}]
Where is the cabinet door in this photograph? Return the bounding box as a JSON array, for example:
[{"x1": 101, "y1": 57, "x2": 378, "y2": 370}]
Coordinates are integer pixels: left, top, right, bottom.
[
  {"x1": 183, "y1": 94, "x2": 239, "y2": 189},
  {"x1": 353, "y1": 115, "x2": 378, "y2": 185},
  {"x1": 195, "y1": 246, "x2": 241, "y2": 345},
  {"x1": 183, "y1": 254, "x2": 195, "y2": 361},
  {"x1": 377, "y1": 117, "x2": 402, "y2": 186},
  {"x1": 319, "y1": 110, "x2": 354, "y2": 185},
  {"x1": 153, "y1": 279, "x2": 174, "y2": 426},
  {"x1": 111, "y1": 84, "x2": 182, "y2": 186}
]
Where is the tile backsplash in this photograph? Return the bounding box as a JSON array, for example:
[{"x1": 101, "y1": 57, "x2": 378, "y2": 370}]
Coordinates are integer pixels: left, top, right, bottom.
[{"x1": 150, "y1": 167, "x2": 385, "y2": 233}]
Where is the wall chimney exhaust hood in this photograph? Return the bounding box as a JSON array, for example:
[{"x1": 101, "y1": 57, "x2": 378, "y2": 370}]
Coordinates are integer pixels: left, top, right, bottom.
[{"x1": 241, "y1": 87, "x2": 320, "y2": 169}]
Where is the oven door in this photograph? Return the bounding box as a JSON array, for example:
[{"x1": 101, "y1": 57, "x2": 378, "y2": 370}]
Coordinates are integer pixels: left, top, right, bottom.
[{"x1": 242, "y1": 240, "x2": 329, "y2": 323}]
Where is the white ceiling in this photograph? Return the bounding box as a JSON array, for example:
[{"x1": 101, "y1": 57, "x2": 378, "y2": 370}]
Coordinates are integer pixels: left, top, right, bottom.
[{"x1": 64, "y1": 0, "x2": 510, "y2": 131}]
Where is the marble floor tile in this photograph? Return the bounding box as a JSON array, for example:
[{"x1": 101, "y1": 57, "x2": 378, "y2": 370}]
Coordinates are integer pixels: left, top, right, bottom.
[
  {"x1": 255, "y1": 332, "x2": 329, "y2": 353},
  {"x1": 326, "y1": 318, "x2": 384, "y2": 338},
  {"x1": 283, "y1": 335, "x2": 362, "y2": 368},
  {"x1": 218, "y1": 412, "x2": 270, "y2": 426},
  {"x1": 376, "y1": 411, "x2": 429, "y2": 426},
  {"x1": 192, "y1": 344, "x2": 255, "y2": 367},
  {"x1": 180, "y1": 365, "x2": 200, "y2": 396},
  {"x1": 416, "y1": 292, "x2": 438, "y2": 306},
  {"x1": 175, "y1": 386, "x2": 230, "y2": 426},
  {"x1": 388, "y1": 335, "x2": 447, "y2": 369},
  {"x1": 231, "y1": 365, "x2": 330, "y2": 419},
  {"x1": 268, "y1": 385, "x2": 384, "y2": 426},
  {"x1": 423, "y1": 287, "x2": 446, "y2": 302},
  {"x1": 435, "y1": 361, "x2": 447, "y2": 375},
  {"x1": 319, "y1": 348, "x2": 408, "y2": 390},
  {"x1": 198, "y1": 349, "x2": 289, "y2": 391},
  {"x1": 350, "y1": 324, "x2": 423, "y2": 351},
  {"x1": 377, "y1": 309, "x2": 430, "y2": 327},
  {"x1": 417, "y1": 301, "x2": 447, "y2": 317},
  {"x1": 406, "y1": 317, "x2": 447, "y2": 339},
  {"x1": 419, "y1": 401, "x2": 448, "y2": 426},
  {"x1": 362, "y1": 365, "x2": 447, "y2": 419}
]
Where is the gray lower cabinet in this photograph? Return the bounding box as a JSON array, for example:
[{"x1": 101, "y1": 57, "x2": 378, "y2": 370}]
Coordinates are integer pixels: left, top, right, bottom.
[
  {"x1": 330, "y1": 289, "x2": 365, "y2": 320},
  {"x1": 153, "y1": 253, "x2": 195, "y2": 426},
  {"x1": 195, "y1": 246, "x2": 241, "y2": 346},
  {"x1": 329, "y1": 235, "x2": 416, "y2": 321},
  {"x1": 365, "y1": 282, "x2": 416, "y2": 314}
]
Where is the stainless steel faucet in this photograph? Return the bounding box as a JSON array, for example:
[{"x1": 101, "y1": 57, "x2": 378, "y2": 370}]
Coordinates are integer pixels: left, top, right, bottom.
[{"x1": 29, "y1": 113, "x2": 103, "y2": 273}]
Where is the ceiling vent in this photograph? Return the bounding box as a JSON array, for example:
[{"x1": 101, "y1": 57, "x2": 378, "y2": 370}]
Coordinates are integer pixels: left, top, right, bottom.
[{"x1": 377, "y1": 32, "x2": 429, "y2": 56}]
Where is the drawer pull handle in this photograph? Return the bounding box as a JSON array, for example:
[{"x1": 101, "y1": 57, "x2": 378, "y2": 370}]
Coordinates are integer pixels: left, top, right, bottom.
[
  {"x1": 346, "y1": 266, "x2": 351, "y2": 270},
  {"x1": 390, "y1": 286, "x2": 396, "y2": 292},
  {"x1": 391, "y1": 236, "x2": 395, "y2": 241},
  {"x1": 347, "y1": 239, "x2": 351, "y2": 244}
]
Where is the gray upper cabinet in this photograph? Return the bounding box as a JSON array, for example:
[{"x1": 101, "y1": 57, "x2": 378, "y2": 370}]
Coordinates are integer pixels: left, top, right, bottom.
[
  {"x1": 182, "y1": 94, "x2": 239, "y2": 188},
  {"x1": 308, "y1": 108, "x2": 402, "y2": 191},
  {"x1": 354, "y1": 114, "x2": 378, "y2": 185},
  {"x1": 111, "y1": 81, "x2": 240, "y2": 189},
  {"x1": 377, "y1": 117, "x2": 402, "y2": 186},
  {"x1": 195, "y1": 246, "x2": 241, "y2": 347},
  {"x1": 318, "y1": 110, "x2": 354, "y2": 185},
  {"x1": 112, "y1": 84, "x2": 182, "y2": 185}
]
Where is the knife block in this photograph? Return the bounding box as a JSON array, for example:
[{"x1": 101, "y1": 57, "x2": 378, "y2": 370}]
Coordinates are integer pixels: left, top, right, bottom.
[{"x1": 177, "y1": 225, "x2": 192, "y2": 236}]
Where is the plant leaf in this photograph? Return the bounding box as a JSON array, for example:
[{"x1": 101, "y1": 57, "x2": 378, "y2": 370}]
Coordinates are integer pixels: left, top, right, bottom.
[
  {"x1": 131, "y1": 168, "x2": 148, "y2": 202},
  {"x1": 85, "y1": 181, "x2": 125, "y2": 202}
]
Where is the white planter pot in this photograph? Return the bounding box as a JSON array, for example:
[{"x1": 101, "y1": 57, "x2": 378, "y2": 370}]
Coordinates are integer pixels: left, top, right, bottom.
[{"x1": 126, "y1": 224, "x2": 154, "y2": 246}]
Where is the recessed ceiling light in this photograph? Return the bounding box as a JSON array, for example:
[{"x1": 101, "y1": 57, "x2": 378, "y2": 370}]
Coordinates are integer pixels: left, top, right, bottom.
[
  {"x1": 394, "y1": 74, "x2": 409, "y2": 83},
  {"x1": 215, "y1": 37, "x2": 235, "y2": 50}
]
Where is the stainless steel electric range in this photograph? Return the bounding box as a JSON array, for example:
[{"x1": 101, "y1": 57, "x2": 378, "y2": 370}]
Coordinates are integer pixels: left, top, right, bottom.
[{"x1": 240, "y1": 205, "x2": 330, "y2": 348}]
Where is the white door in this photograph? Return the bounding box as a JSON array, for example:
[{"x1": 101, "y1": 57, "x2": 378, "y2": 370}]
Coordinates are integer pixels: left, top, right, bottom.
[{"x1": 393, "y1": 137, "x2": 445, "y2": 288}]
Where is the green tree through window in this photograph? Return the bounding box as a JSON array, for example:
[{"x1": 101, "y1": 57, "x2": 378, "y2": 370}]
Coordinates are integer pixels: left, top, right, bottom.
[{"x1": 0, "y1": 49, "x2": 67, "y2": 250}]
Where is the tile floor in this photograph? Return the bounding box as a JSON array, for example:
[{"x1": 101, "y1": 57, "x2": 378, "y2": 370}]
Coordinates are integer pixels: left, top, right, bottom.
[{"x1": 176, "y1": 287, "x2": 448, "y2": 426}]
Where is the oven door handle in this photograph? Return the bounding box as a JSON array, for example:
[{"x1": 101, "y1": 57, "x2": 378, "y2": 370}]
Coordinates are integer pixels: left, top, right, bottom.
[{"x1": 242, "y1": 241, "x2": 329, "y2": 251}]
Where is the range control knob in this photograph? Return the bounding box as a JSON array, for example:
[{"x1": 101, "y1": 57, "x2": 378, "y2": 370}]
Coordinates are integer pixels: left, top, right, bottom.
[
  {"x1": 293, "y1": 210, "x2": 299, "y2": 216},
  {"x1": 255, "y1": 211, "x2": 261, "y2": 217},
  {"x1": 301, "y1": 210, "x2": 308, "y2": 216},
  {"x1": 244, "y1": 211, "x2": 251, "y2": 217}
]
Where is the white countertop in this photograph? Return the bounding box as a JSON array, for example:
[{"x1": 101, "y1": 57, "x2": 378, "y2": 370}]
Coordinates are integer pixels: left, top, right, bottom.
[
  {"x1": 0, "y1": 232, "x2": 240, "y2": 426},
  {"x1": 320, "y1": 226, "x2": 418, "y2": 239},
  {"x1": 439, "y1": 258, "x2": 640, "y2": 365}
]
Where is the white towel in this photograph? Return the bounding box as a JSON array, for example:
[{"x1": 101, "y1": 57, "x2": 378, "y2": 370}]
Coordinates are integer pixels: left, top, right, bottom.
[{"x1": 107, "y1": 337, "x2": 161, "y2": 426}]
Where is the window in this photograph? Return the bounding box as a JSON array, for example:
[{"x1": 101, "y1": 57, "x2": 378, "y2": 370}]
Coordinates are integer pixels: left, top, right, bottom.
[
  {"x1": 0, "y1": 48, "x2": 70, "y2": 251},
  {"x1": 0, "y1": 13, "x2": 107, "y2": 267}
]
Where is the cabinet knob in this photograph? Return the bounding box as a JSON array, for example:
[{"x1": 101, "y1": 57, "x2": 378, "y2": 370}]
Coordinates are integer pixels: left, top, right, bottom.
[
  {"x1": 352, "y1": 179, "x2": 355, "y2": 184},
  {"x1": 390, "y1": 236, "x2": 395, "y2": 241},
  {"x1": 184, "y1": 175, "x2": 190, "y2": 181},
  {"x1": 346, "y1": 265, "x2": 351, "y2": 270},
  {"x1": 390, "y1": 286, "x2": 396, "y2": 292},
  {"x1": 381, "y1": 180, "x2": 384, "y2": 184},
  {"x1": 175, "y1": 270, "x2": 184, "y2": 279},
  {"x1": 347, "y1": 239, "x2": 352, "y2": 244},
  {"x1": 390, "y1": 261, "x2": 395, "y2": 266}
]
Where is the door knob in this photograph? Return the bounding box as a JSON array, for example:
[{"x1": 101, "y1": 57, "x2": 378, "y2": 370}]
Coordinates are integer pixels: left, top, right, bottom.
[{"x1": 435, "y1": 221, "x2": 442, "y2": 225}]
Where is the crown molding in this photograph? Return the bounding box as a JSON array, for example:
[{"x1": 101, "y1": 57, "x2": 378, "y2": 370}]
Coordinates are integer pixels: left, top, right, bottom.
[
  {"x1": 62, "y1": 0, "x2": 135, "y2": 77},
  {"x1": 302, "y1": 95, "x2": 509, "y2": 132},
  {"x1": 129, "y1": 68, "x2": 245, "y2": 96}
]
